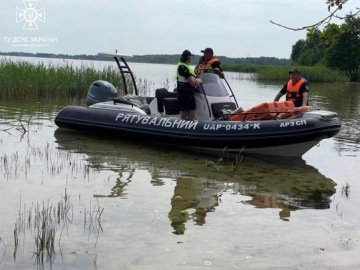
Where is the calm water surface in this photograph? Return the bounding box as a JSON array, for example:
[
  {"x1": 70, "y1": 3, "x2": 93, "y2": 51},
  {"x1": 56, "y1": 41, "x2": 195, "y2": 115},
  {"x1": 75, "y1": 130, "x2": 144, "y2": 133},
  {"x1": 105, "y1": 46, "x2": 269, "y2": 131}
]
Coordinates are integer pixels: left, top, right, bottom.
[{"x1": 0, "y1": 57, "x2": 360, "y2": 269}]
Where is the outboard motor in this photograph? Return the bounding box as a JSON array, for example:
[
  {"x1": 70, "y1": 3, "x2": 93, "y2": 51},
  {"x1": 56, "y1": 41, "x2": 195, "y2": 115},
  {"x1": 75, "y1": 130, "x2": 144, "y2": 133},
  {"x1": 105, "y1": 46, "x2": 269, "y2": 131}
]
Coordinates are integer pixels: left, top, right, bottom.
[{"x1": 86, "y1": 80, "x2": 118, "y2": 106}]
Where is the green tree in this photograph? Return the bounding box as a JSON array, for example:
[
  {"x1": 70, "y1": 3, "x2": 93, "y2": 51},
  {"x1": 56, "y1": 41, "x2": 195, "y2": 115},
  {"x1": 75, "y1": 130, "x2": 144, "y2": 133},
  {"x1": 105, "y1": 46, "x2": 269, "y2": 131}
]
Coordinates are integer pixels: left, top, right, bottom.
[
  {"x1": 296, "y1": 48, "x2": 323, "y2": 66},
  {"x1": 320, "y1": 23, "x2": 341, "y2": 46},
  {"x1": 290, "y1": 39, "x2": 306, "y2": 62},
  {"x1": 291, "y1": 28, "x2": 325, "y2": 65},
  {"x1": 306, "y1": 28, "x2": 322, "y2": 48},
  {"x1": 325, "y1": 17, "x2": 360, "y2": 81}
]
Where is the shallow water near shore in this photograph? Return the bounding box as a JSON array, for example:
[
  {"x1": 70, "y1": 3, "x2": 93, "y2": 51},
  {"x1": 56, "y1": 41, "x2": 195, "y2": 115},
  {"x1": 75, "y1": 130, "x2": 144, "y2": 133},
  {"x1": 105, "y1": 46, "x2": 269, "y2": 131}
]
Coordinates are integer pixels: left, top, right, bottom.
[{"x1": 0, "y1": 59, "x2": 360, "y2": 269}]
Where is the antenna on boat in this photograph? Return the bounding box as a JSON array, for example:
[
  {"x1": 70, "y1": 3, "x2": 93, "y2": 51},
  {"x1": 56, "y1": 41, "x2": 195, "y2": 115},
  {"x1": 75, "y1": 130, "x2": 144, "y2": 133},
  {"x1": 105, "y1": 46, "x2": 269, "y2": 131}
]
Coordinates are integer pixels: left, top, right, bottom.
[
  {"x1": 98, "y1": 52, "x2": 138, "y2": 96},
  {"x1": 223, "y1": 78, "x2": 239, "y2": 108},
  {"x1": 198, "y1": 83, "x2": 212, "y2": 117}
]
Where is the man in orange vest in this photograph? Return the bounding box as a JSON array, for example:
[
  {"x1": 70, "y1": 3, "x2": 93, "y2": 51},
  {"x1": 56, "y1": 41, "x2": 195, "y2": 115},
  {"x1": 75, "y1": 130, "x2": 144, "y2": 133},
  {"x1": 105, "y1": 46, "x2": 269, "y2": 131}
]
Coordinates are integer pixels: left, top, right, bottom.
[
  {"x1": 274, "y1": 68, "x2": 309, "y2": 107},
  {"x1": 195, "y1": 48, "x2": 224, "y2": 79}
]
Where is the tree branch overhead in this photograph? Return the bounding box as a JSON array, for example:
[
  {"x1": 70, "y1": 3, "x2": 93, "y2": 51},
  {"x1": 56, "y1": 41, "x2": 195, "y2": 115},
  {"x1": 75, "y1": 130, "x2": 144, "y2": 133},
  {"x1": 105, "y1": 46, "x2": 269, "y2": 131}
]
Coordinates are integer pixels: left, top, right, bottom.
[{"x1": 270, "y1": 0, "x2": 359, "y2": 31}]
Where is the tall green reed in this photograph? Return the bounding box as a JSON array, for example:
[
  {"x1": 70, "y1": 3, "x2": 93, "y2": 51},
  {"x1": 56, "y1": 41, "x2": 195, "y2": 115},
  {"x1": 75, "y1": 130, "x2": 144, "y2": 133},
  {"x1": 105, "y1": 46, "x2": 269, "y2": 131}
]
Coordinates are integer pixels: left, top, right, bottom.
[
  {"x1": 0, "y1": 60, "x2": 123, "y2": 99},
  {"x1": 13, "y1": 189, "x2": 73, "y2": 265},
  {"x1": 223, "y1": 64, "x2": 348, "y2": 82},
  {"x1": 12, "y1": 189, "x2": 103, "y2": 268},
  {"x1": 0, "y1": 236, "x2": 6, "y2": 264},
  {"x1": 256, "y1": 65, "x2": 348, "y2": 82},
  {"x1": 0, "y1": 59, "x2": 163, "y2": 99}
]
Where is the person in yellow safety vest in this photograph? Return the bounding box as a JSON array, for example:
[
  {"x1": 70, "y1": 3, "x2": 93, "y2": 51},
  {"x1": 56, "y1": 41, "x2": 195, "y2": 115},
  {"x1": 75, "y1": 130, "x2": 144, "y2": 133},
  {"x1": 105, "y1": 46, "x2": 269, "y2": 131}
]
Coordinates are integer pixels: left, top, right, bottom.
[
  {"x1": 176, "y1": 49, "x2": 202, "y2": 120},
  {"x1": 274, "y1": 68, "x2": 309, "y2": 107},
  {"x1": 195, "y1": 48, "x2": 225, "y2": 79}
]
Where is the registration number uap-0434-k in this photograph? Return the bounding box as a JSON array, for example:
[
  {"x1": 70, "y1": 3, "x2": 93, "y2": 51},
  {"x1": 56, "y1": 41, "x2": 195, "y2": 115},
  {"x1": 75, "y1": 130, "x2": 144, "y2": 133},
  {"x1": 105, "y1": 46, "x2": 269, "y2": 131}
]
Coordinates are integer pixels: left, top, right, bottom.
[{"x1": 203, "y1": 123, "x2": 261, "y2": 131}]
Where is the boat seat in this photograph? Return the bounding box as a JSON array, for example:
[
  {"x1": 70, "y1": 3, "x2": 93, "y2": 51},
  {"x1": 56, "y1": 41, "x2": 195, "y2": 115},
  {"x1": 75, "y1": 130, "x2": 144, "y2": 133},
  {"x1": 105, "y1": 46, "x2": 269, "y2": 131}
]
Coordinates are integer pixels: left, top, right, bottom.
[
  {"x1": 211, "y1": 102, "x2": 237, "y2": 118},
  {"x1": 122, "y1": 94, "x2": 151, "y2": 114},
  {"x1": 155, "y1": 88, "x2": 179, "y2": 114},
  {"x1": 162, "y1": 97, "x2": 180, "y2": 115}
]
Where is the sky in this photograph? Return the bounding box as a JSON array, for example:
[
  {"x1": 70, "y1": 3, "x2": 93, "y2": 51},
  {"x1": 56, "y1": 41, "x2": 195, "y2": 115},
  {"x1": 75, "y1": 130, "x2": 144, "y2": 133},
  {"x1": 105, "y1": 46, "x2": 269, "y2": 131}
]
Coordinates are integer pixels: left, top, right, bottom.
[{"x1": 0, "y1": 0, "x2": 358, "y2": 59}]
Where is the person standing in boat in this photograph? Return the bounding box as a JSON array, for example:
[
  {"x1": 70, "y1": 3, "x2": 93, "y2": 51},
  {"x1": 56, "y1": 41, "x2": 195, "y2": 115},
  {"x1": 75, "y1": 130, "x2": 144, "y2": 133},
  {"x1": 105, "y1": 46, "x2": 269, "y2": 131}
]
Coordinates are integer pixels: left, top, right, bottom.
[
  {"x1": 195, "y1": 47, "x2": 224, "y2": 79},
  {"x1": 177, "y1": 49, "x2": 202, "y2": 120},
  {"x1": 274, "y1": 68, "x2": 309, "y2": 107}
]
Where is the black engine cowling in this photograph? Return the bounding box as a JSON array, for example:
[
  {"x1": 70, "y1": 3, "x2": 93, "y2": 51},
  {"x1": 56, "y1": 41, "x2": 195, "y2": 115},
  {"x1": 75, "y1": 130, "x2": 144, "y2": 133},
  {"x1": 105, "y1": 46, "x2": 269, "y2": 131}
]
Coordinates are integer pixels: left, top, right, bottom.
[{"x1": 86, "y1": 80, "x2": 118, "y2": 106}]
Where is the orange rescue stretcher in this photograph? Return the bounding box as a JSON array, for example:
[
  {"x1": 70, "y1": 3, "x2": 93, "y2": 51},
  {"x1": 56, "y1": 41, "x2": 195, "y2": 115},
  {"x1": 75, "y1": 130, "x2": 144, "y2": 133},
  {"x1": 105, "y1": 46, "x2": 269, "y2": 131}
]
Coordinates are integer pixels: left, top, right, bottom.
[{"x1": 229, "y1": 101, "x2": 313, "y2": 121}]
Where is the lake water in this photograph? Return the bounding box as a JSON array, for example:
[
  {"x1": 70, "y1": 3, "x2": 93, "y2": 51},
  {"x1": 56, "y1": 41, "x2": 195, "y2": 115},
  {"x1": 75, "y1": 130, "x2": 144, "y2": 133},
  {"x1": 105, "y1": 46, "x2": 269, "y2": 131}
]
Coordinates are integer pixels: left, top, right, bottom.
[{"x1": 0, "y1": 56, "x2": 360, "y2": 269}]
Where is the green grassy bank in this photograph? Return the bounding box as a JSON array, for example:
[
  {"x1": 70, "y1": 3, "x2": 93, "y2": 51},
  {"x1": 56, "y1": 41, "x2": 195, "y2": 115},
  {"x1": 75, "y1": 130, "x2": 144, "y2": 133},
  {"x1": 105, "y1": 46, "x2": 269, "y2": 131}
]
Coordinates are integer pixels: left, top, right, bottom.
[{"x1": 223, "y1": 64, "x2": 348, "y2": 83}]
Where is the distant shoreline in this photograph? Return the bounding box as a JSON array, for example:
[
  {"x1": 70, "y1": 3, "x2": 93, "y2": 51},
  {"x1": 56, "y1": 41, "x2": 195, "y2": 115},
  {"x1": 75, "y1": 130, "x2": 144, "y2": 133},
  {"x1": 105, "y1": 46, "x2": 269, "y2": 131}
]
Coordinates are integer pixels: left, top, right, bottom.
[
  {"x1": 0, "y1": 51, "x2": 348, "y2": 83},
  {"x1": 0, "y1": 51, "x2": 291, "y2": 66}
]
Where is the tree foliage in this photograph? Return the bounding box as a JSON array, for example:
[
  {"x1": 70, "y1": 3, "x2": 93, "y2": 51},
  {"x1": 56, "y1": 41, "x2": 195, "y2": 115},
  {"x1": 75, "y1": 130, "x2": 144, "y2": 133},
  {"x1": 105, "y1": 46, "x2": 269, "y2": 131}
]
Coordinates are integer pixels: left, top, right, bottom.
[
  {"x1": 324, "y1": 16, "x2": 360, "y2": 81},
  {"x1": 326, "y1": 0, "x2": 347, "y2": 11},
  {"x1": 291, "y1": 28, "x2": 325, "y2": 66},
  {"x1": 291, "y1": 15, "x2": 360, "y2": 81},
  {"x1": 290, "y1": 40, "x2": 306, "y2": 62}
]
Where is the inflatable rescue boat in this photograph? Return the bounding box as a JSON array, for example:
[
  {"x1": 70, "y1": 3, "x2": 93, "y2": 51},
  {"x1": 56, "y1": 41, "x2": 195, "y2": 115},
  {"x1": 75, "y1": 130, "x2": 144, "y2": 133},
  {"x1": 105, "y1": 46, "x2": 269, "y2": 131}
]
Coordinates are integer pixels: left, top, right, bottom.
[{"x1": 55, "y1": 53, "x2": 341, "y2": 157}]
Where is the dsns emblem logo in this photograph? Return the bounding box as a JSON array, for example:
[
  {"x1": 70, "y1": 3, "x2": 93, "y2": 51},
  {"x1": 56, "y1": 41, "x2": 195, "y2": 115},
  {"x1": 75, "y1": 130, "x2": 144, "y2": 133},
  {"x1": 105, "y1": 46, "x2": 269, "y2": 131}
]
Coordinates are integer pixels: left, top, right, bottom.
[{"x1": 16, "y1": 0, "x2": 45, "y2": 30}]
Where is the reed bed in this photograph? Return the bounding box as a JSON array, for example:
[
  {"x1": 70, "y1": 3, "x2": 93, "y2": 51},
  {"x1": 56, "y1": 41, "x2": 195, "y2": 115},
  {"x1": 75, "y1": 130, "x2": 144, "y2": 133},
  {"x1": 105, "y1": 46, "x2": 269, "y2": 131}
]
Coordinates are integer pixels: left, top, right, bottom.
[
  {"x1": 256, "y1": 65, "x2": 348, "y2": 83},
  {"x1": 13, "y1": 190, "x2": 73, "y2": 266},
  {"x1": 1, "y1": 60, "x2": 349, "y2": 100},
  {"x1": 223, "y1": 64, "x2": 348, "y2": 82},
  {"x1": 0, "y1": 60, "x2": 162, "y2": 100},
  {"x1": 0, "y1": 60, "x2": 125, "y2": 99},
  {"x1": 205, "y1": 147, "x2": 244, "y2": 172},
  {"x1": 12, "y1": 189, "x2": 104, "y2": 268},
  {"x1": 83, "y1": 198, "x2": 104, "y2": 247},
  {"x1": 341, "y1": 182, "x2": 351, "y2": 198},
  {"x1": 0, "y1": 140, "x2": 92, "y2": 182},
  {"x1": 222, "y1": 64, "x2": 262, "y2": 73},
  {"x1": 0, "y1": 236, "x2": 6, "y2": 264}
]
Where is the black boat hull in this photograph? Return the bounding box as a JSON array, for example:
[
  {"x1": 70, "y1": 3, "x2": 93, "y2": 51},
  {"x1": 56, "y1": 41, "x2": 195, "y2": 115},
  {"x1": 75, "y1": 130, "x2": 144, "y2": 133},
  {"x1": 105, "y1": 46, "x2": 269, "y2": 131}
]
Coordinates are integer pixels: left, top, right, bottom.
[{"x1": 54, "y1": 106, "x2": 341, "y2": 157}]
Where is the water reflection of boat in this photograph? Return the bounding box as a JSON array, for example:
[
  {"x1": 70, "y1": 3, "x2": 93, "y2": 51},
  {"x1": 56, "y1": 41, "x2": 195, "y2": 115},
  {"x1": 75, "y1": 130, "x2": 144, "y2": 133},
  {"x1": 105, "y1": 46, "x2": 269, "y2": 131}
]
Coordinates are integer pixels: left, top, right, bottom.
[{"x1": 54, "y1": 129, "x2": 336, "y2": 234}]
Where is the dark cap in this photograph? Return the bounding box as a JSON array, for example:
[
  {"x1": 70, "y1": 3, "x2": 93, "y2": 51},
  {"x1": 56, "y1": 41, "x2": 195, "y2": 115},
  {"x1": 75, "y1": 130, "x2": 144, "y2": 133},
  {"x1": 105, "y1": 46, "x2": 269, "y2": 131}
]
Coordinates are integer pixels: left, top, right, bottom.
[
  {"x1": 201, "y1": 48, "x2": 214, "y2": 54},
  {"x1": 288, "y1": 68, "x2": 300, "y2": 74},
  {"x1": 181, "y1": 49, "x2": 193, "y2": 58}
]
